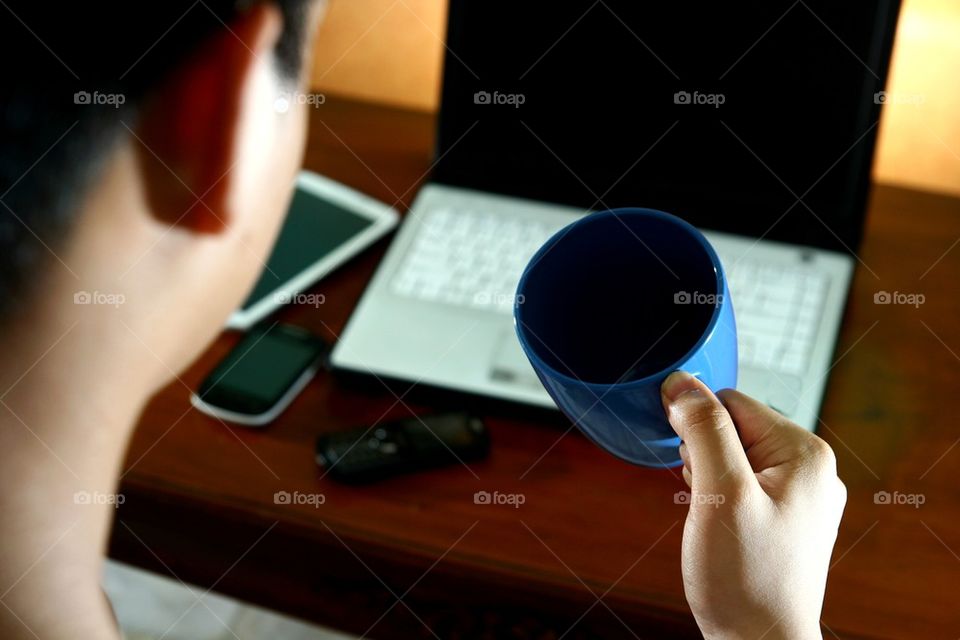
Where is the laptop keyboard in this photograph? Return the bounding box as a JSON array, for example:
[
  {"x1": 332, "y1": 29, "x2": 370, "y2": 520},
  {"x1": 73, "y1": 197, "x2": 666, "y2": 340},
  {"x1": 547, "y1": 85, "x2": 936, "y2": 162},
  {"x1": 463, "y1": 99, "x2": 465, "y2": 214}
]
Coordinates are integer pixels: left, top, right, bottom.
[
  {"x1": 725, "y1": 260, "x2": 827, "y2": 376},
  {"x1": 390, "y1": 207, "x2": 828, "y2": 377},
  {"x1": 391, "y1": 207, "x2": 562, "y2": 314}
]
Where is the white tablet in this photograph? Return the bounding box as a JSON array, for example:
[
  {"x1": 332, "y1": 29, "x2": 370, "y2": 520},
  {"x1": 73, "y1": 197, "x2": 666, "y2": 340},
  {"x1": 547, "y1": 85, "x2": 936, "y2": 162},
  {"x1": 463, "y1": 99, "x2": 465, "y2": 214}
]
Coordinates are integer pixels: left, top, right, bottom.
[{"x1": 228, "y1": 171, "x2": 399, "y2": 330}]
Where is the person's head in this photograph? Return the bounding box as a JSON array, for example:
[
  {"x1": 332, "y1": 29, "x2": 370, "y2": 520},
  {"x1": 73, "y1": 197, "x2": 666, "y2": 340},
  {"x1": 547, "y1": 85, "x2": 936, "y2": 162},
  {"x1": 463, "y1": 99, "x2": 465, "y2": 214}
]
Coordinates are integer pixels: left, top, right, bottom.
[{"x1": 1, "y1": 1, "x2": 325, "y2": 389}]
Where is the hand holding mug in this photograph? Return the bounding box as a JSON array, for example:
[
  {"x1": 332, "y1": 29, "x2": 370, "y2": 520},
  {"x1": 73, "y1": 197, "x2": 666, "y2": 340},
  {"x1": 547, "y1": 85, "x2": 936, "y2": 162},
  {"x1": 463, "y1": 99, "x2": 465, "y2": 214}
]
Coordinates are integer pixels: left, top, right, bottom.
[{"x1": 662, "y1": 371, "x2": 846, "y2": 639}]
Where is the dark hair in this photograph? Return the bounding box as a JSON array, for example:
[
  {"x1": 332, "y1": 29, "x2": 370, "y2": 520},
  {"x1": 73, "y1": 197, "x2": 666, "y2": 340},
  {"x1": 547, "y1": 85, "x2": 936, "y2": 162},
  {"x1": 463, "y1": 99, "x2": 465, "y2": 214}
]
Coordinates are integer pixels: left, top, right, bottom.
[{"x1": 0, "y1": 1, "x2": 310, "y2": 313}]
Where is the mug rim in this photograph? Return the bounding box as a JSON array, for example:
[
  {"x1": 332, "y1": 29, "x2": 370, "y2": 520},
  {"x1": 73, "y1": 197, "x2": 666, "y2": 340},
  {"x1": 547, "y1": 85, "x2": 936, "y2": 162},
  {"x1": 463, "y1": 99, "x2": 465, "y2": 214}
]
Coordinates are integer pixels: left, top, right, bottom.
[{"x1": 514, "y1": 207, "x2": 726, "y2": 391}]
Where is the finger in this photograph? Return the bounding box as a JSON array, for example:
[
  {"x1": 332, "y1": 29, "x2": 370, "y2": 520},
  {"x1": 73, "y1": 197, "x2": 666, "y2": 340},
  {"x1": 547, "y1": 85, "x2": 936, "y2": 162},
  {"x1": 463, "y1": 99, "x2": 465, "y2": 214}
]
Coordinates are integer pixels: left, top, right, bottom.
[
  {"x1": 679, "y1": 443, "x2": 692, "y2": 488},
  {"x1": 679, "y1": 442, "x2": 691, "y2": 471},
  {"x1": 717, "y1": 389, "x2": 835, "y2": 474},
  {"x1": 661, "y1": 371, "x2": 754, "y2": 491}
]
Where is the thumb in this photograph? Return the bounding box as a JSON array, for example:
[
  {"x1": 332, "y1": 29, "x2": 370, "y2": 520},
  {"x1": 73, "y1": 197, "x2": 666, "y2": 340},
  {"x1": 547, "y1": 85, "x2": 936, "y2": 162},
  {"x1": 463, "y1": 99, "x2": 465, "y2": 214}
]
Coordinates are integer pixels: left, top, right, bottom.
[{"x1": 661, "y1": 371, "x2": 753, "y2": 491}]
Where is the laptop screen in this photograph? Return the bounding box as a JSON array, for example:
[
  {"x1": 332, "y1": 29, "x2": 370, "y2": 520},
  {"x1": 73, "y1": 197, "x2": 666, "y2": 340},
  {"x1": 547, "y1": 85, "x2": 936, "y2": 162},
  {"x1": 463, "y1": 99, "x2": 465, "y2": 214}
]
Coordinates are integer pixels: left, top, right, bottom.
[{"x1": 434, "y1": 1, "x2": 900, "y2": 252}]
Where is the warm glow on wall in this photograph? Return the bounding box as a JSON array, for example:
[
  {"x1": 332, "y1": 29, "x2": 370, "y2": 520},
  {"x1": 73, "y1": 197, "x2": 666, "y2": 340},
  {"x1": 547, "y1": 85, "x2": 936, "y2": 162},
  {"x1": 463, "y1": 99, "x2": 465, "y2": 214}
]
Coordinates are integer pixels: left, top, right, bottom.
[
  {"x1": 873, "y1": 0, "x2": 960, "y2": 196},
  {"x1": 310, "y1": 0, "x2": 448, "y2": 112}
]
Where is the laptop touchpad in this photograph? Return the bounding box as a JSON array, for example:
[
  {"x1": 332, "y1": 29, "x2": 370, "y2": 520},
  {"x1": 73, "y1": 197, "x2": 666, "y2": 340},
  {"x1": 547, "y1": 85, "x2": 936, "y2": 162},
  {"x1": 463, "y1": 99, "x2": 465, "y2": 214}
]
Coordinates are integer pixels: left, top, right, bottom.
[{"x1": 489, "y1": 329, "x2": 543, "y2": 390}]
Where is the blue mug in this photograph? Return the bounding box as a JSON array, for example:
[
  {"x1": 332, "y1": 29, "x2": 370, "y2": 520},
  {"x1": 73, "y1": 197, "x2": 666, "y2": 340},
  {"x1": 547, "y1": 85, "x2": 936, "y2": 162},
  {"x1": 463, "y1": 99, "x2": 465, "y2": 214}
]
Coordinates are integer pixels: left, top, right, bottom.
[{"x1": 514, "y1": 208, "x2": 737, "y2": 467}]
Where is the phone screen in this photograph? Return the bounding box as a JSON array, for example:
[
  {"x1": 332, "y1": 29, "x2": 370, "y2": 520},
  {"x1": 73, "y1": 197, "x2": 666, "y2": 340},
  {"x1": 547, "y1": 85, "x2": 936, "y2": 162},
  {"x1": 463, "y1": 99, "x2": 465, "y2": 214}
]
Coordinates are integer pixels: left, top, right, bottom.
[
  {"x1": 198, "y1": 325, "x2": 326, "y2": 415},
  {"x1": 239, "y1": 187, "x2": 373, "y2": 312}
]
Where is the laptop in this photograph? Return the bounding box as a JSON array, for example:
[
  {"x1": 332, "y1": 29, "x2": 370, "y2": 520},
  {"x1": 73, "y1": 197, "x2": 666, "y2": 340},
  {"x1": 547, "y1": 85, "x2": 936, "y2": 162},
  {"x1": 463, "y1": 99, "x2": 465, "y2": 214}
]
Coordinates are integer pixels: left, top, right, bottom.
[{"x1": 331, "y1": 0, "x2": 901, "y2": 431}]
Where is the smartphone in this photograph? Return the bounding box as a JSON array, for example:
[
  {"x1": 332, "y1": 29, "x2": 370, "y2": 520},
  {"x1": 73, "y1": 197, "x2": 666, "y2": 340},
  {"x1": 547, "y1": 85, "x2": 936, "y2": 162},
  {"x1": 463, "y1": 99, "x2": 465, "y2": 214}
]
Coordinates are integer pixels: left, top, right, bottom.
[
  {"x1": 228, "y1": 171, "x2": 398, "y2": 330},
  {"x1": 316, "y1": 412, "x2": 490, "y2": 483},
  {"x1": 191, "y1": 324, "x2": 327, "y2": 427}
]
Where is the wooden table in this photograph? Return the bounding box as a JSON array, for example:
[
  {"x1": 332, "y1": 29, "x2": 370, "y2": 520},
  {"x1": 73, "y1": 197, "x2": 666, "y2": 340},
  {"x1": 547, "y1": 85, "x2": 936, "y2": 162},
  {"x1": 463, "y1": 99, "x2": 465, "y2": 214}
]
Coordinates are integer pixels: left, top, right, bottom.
[{"x1": 110, "y1": 96, "x2": 960, "y2": 639}]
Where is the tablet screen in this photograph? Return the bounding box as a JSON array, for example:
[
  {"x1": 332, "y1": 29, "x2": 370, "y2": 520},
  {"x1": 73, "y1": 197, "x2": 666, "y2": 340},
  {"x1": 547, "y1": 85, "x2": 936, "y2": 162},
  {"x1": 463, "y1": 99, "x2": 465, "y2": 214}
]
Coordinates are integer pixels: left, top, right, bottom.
[{"x1": 239, "y1": 185, "x2": 374, "y2": 312}]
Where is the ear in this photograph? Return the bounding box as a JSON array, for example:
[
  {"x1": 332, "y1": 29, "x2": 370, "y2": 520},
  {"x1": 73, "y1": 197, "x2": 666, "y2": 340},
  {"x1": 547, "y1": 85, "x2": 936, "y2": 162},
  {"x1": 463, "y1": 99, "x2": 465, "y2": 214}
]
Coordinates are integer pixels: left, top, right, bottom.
[{"x1": 134, "y1": 3, "x2": 283, "y2": 234}]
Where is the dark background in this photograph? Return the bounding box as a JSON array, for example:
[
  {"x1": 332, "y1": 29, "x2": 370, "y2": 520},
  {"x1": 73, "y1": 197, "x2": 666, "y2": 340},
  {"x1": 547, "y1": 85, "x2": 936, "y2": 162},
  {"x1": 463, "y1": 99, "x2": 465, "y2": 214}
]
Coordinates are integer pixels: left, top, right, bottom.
[{"x1": 435, "y1": 0, "x2": 901, "y2": 252}]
